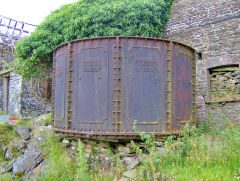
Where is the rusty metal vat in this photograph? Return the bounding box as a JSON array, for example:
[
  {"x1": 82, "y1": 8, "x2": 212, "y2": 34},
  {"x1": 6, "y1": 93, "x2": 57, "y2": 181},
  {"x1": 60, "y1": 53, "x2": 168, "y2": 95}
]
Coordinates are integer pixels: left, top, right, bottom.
[{"x1": 52, "y1": 36, "x2": 196, "y2": 139}]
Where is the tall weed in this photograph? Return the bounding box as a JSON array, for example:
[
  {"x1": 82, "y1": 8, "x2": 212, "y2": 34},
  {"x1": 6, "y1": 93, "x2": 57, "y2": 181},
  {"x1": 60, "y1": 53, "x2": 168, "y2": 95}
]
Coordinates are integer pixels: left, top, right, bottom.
[
  {"x1": 75, "y1": 140, "x2": 90, "y2": 181},
  {"x1": 42, "y1": 135, "x2": 76, "y2": 181}
]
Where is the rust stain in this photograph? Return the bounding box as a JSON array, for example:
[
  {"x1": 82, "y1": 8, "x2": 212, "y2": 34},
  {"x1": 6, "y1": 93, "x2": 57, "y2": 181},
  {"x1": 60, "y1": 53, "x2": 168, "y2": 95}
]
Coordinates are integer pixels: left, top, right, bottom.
[{"x1": 53, "y1": 36, "x2": 196, "y2": 139}]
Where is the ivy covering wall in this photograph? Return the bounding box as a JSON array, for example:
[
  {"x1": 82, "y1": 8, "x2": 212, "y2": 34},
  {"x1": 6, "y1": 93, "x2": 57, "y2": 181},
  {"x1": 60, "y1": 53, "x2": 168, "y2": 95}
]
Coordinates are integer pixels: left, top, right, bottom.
[{"x1": 14, "y1": 0, "x2": 174, "y2": 78}]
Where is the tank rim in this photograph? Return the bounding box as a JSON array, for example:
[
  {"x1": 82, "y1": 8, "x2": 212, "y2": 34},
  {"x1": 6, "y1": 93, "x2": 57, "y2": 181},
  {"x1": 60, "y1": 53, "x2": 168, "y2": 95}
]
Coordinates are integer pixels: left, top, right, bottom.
[{"x1": 54, "y1": 36, "x2": 196, "y2": 53}]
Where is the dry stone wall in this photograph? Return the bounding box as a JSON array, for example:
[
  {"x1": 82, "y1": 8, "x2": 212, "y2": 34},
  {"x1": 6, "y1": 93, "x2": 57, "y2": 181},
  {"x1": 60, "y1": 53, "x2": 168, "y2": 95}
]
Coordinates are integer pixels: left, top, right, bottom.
[
  {"x1": 0, "y1": 45, "x2": 51, "y2": 116},
  {"x1": 209, "y1": 65, "x2": 240, "y2": 101},
  {"x1": 165, "y1": 0, "x2": 240, "y2": 124},
  {"x1": 20, "y1": 81, "x2": 51, "y2": 117}
]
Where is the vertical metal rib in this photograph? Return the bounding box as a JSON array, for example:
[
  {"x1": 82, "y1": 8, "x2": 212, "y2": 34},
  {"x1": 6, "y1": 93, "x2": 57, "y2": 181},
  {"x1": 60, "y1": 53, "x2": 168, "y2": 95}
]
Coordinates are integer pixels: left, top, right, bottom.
[
  {"x1": 192, "y1": 51, "x2": 197, "y2": 126},
  {"x1": 66, "y1": 42, "x2": 73, "y2": 129},
  {"x1": 112, "y1": 37, "x2": 122, "y2": 132},
  {"x1": 166, "y1": 41, "x2": 173, "y2": 133},
  {"x1": 52, "y1": 51, "x2": 56, "y2": 126}
]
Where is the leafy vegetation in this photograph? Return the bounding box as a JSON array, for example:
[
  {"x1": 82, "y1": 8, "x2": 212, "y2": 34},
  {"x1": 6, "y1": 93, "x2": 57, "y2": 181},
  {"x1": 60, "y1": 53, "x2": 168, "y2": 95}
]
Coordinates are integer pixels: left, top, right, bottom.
[
  {"x1": 31, "y1": 117, "x2": 240, "y2": 181},
  {"x1": 0, "y1": 123, "x2": 18, "y2": 146},
  {"x1": 41, "y1": 135, "x2": 77, "y2": 181},
  {"x1": 40, "y1": 134, "x2": 121, "y2": 181},
  {"x1": 14, "y1": 0, "x2": 174, "y2": 78},
  {"x1": 1, "y1": 116, "x2": 240, "y2": 180},
  {"x1": 131, "y1": 122, "x2": 240, "y2": 181}
]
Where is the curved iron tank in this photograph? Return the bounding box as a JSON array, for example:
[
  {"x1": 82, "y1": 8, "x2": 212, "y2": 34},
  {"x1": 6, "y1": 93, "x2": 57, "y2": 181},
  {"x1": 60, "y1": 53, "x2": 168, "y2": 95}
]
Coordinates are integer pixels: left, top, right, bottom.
[{"x1": 52, "y1": 36, "x2": 196, "y2": 139}]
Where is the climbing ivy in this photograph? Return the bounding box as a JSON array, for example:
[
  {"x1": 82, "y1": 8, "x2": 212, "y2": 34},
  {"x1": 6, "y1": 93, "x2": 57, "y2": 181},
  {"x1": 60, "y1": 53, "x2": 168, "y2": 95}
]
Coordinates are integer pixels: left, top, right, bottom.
[{"x1": 14, "y1": 0, "x2": 174, "y2": 78}]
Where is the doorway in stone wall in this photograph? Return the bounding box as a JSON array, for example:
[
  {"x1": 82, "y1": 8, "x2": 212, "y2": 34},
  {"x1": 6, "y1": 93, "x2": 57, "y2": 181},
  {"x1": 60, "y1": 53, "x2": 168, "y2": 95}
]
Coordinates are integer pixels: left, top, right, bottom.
[{"x1": 2, "y1": 72, "x2": 10, "y2": 114}]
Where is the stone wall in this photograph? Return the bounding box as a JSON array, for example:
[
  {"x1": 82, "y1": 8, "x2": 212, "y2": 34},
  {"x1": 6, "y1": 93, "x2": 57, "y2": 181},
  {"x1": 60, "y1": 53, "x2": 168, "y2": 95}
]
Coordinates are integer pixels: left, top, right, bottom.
[
  {"x1": 0, "y1": 77, "x2": 3, "y2": 112},
  {"x1": 8, "y1": 72, "x2": 22, "y2": 115},
  {"x1": 20, "y1": 66, "x2": 52, "y2": 117},
  {"x1": 0, "y1": 44, "x2": 13, "y2": 113},
  {"x1": 0, "y1": 44, "x2": 14, "y2": 69},
  {"x1": 164, "y1": 0, "x2": 240, "y2": 124},
  {"x1": 0, "y1": 44, "x2": 51, "y2": 116},
  {"x1": 20, "y1": 81, "x2": 51, "y2": 117},
  {"x1": 209, "y1": 65, "x2": 240, "y2": 101}
]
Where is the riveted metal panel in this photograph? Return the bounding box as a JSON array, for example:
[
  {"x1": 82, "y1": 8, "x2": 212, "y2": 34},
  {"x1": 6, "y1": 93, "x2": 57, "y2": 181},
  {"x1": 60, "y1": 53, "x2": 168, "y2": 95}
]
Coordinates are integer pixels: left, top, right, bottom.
[
  {"x1": 70, "y1": 38, "x2": 114, "y2": 133},
  {"x1": 172, "y1": 44, "x2": 195, "y2": 131},
  {"x1": 119, "y1": 38, "x2": 168, "y2": 133},
  {"x1": 54, "y1": 45, "x2": 69, "y2": 129},
  {"x1": 53, "y1": 36, "x2": 196, "y2": 139}
]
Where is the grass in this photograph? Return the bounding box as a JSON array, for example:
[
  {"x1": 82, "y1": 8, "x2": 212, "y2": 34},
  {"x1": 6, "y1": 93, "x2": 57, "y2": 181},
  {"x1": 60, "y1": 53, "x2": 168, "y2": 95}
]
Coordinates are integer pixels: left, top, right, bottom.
[
  {"x1": 132, "y1": 122, "x2": 240, "y2": 181},
  {"x1": 40, "y1": 121, "x2": 240, "y2": 181},
  {"x1": 1, "y1": 115, "x2": 240, "y2": 180},
  {"x1": 0, "y1": 122, "x2": 19, "y2": 146},
  {"x1": 40, "y1": 135, "x2": 123, "y2": 181},
  {"x1": 15, "y1": 119, "x2": 31, "y2": 127}
]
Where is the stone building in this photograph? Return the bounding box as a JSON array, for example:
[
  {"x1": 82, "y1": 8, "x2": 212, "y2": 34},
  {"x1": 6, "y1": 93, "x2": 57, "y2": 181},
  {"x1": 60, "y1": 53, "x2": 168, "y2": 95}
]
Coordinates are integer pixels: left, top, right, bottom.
[
  {"x1": 0, "y1": 16, "x2": 51, "y2": 117},
  {"x1": 164, "y1": 0, "x2": 240, "y2": 124}
]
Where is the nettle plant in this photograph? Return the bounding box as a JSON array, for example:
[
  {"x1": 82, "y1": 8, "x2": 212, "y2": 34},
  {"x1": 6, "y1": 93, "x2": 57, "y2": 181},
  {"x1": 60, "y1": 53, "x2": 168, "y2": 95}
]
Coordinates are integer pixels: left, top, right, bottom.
[{"x1": 14, "y1": 0, "x2": 174, "y2": 78}]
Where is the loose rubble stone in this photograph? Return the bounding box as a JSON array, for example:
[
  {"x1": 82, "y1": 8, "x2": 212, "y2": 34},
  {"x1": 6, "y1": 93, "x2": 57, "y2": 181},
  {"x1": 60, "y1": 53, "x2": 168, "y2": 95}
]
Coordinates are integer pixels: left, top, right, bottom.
[
  {"x1": 29, "y1": 114, "x2": 49, "y2": 130},
  {"x1": 156, "y1": 147, "x2": 168, "y2": 156},
  {"x1": 123, "y1": 157, "x2": 139, "y2": 170},
  {"x1": 12, "y1": 144, "x2": 43, "y2": 178},
  {"x1": 27, "y1": 138, "x2": 43, "y2": 149},
  {"x1": 2, "y1": 158, "x2": 16, "y2": 173},
  {"x1": 125, "y1": 142, "x2": 134, "y2": 148},
  {"x1": 4, "y1": 147, "x2": 14, "y2": 161},
  {"x1": 99, "y1": 147, "x2": 109, "y2": 156},
  {"x1": 122, "y1": 169, "x2": 137, "y2": 179},
  {"x1": 39, "y1": 159, "x2": 49, "y2": 177},
  {"x1": 118, "y1": 146, "x2": 131, "y2": 154},
  {"x1": 98, "y1": 142, "x2": 109, "y2": 148},
  {"x1": 155, "y1": 141, "x2": 164, "y2": 147},
  {"x1": 68, "y1": 146, "x2": 76, "y2": 158},
  {"x1": 31, "y1": 164, "x2": 42, "y2": 176},
  {"x1": 100, "y1": 156, "x2": 112, "y2": 170},
  {"x1": 17, "y1": 140, "x2": 27, "y2": 150},
  {"x1": 119, "y1": 178, "x2": 128, "y2": 181},
  {"x1": 6, "y1": 120, "x2": 17, "y2": 127},
  {"x1": 33, "y1": 126, "x2": 53, "y2": 140},
  {"x1": 85, "y1": 153, "x2": 91, "y2": 160},
  {"x1": 62, "y1": 139, "x2": 71, "y2": 147},
  {"x1": 14, "y1": 125, "x2": 30, "y2": 140},
  {"x1": 84, "y1": 144, "x2": 92, "y2": 153},
  {"x1": 122, "y1": 157, "x2": 133, "y2": 165},
  {"x1": 119, "y1": 153, "x2": 136, "y2": 158}
]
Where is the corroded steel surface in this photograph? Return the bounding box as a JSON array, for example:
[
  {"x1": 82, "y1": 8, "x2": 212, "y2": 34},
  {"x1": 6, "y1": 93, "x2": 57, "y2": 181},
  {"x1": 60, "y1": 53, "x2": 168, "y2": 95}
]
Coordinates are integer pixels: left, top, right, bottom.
[{"x1": 53, "y1": 36, "x2": 196, "y2": 139}]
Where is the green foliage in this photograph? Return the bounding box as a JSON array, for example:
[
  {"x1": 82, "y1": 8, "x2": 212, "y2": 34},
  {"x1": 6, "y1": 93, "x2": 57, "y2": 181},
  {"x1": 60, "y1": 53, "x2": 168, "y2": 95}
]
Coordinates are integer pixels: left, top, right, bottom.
[
  {"x1": 42, "y1": 135, "x2": 76, "y2": 181},
  {"x1": 130, "y1": 119, "x2": 240, "y2": 181},
  {"x1": 76, "y1": 140, "x2": 90, "y2": 181},
  {"x1": 0, "y1": 60, "x2": 14, "y2": 73},
  {"x1": 1, "y1": 115, "x2": 240, "y2": 180},
  {"x1": 44, "y1": 113, "x2": 53, "y2": 126},
  {"x1": 14, "y1": 0, "x2": 174, "y2": 78},
  {"x1": 0, "y1": 111, "x2": 8, "y2": 115},
  {"x1": 0, "y1": 122, "x2": 18, "y2": 146},
  {"x1": 15, "y1": 119, "x2": 31, "y2": 127},
  {"x1": 153, "y1": 124, "x2": 240, "y2": 181}
]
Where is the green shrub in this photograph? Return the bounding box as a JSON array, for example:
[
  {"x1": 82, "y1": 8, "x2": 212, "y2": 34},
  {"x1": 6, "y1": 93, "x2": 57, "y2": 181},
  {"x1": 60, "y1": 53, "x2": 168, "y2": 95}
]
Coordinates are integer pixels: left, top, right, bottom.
[{"x1": 14, "y1": 0, "x2": 174, "y2": 78}]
